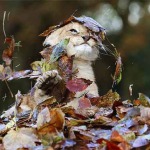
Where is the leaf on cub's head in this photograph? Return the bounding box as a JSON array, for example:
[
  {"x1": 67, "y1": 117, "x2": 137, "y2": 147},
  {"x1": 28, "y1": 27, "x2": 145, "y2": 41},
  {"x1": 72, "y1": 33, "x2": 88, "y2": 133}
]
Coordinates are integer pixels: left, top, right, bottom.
[
  {"x1": 40, "y1": 15, "x2": 106, "y2": 42},
  {"x1": 66, "y1": 78, "x2": 92, "y2": 92},
  {"x1": 50, "y1": 39, "x2": 69, "y2": 63}
]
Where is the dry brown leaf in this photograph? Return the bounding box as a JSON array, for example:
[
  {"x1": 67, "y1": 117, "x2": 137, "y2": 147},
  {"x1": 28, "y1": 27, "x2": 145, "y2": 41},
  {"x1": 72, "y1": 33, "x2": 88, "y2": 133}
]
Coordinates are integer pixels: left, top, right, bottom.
[
  {"x1": 90, "y1": 90, "x2": 120, "y2": 107},
  {"x1": 37, "y1": 108, "x2": 65, "y2": 134}
]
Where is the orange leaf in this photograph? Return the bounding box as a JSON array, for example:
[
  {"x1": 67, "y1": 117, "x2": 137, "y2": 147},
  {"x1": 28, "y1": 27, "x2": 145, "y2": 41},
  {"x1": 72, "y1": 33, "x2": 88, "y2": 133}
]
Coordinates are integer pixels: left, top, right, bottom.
[
  {"x1": 97, "y1": 138, "x2": 121, "y2": 150},
  {"x1": 111, "y1": 130, "x2": 125, "y2": 143}
]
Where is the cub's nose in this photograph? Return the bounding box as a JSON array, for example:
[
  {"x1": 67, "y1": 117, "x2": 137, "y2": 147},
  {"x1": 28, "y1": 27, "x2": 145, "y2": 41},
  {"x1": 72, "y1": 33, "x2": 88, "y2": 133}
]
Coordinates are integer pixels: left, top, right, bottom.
[{"x1": 82, "y1": 36, "x2": 90, "y2": 42}]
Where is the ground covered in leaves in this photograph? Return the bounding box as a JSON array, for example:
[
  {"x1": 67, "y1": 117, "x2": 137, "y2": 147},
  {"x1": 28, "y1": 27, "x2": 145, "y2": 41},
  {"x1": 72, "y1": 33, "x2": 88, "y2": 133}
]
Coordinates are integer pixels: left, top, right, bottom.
[{"x1": 1, "y1": 16, "x2": 150, "y2": 150}]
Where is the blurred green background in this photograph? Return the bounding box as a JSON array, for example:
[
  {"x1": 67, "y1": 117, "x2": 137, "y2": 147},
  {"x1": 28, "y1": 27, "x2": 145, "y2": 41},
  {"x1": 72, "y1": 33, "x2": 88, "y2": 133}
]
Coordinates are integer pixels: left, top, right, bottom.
[{"x1": 0, "y1": 0, "x2": 150, "y2": 111}]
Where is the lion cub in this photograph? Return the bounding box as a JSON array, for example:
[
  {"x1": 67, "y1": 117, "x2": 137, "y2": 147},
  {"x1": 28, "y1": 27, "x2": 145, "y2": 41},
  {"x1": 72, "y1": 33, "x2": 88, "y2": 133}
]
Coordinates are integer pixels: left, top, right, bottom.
[{"x1": 34, "y1": 16, "x2": 105, "y2": 105}]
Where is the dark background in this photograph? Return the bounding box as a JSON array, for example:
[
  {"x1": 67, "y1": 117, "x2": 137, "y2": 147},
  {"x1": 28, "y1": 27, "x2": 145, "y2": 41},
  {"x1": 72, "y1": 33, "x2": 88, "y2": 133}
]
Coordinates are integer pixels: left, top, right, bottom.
[{"x1": 0, "y1": 0, "x2": 150, "y2": 111}]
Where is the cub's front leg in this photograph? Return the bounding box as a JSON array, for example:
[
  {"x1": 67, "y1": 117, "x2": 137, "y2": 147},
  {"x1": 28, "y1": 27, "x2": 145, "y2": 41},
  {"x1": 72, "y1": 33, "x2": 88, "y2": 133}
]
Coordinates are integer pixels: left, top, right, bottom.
[{"x1": 33, "y1": 70, "x2": 62, "y2": 104}]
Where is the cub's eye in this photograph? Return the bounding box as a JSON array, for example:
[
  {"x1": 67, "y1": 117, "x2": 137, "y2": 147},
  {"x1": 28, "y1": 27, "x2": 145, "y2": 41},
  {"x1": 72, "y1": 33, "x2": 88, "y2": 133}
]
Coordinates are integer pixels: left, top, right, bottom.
[{"x1": 69, "y1": 29, "x2": 78, "y2": 34}]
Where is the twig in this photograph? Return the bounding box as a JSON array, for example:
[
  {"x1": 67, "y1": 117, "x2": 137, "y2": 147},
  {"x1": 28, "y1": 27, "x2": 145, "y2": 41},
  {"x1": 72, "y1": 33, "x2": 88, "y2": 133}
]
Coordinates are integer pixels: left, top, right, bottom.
[
  {"x1": 3, "y1": 11, "x2": 7, "y2": 38},
  {"x1": 4, "y1": 80, "x2": 13, "y2": 98},
  {"x1": 7, "y1": 12, "x2": 10, "y2": 21}
]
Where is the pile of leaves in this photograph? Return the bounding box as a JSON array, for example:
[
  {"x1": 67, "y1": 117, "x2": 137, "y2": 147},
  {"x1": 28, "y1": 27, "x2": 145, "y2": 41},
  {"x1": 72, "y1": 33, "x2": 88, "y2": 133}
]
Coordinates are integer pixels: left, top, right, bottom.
[{"x1": 1, "y1": 17, "x2": 150, "y2": 150}]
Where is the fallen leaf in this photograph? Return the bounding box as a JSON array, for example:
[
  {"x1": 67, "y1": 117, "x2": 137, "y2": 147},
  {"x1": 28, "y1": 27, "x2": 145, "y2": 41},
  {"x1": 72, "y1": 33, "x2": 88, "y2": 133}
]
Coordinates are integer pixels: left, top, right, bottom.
[
  {"x1": 124, "y1": 118, "x2": 138, "y2": 128},
  {"x1": 113, "y1": 125, "x2": 136, "y2": 142},
  {"x1": 133, "y1": 135, "x2": 150, "y2": 148},
  {"x1": 123, "y1": 132, "x2": 136, "y2": 142},
  {"x1": 37, "y1": 107, "x2": 51, "y2": 129},
  {"x1": 125, "y1": 107, "x2": 140, "y2": 118},
  {"x1": 73, "y1": 130, "x2": 94, "y2": 141},
  {"x1": 75, "y1": 106, "x2": 98, "y2": 118},
  {"x1": 3, "y1": 128, "x2": 38, "y2": 150},
  {"x1": 37, "y1": 108, "x2": 65, "y2": 134},
  {"x1": 132, "y1": 124, "x2": 148, "y2": 136},
  {"x1": 87, "y1": 142, "x2": 99, "y2": 149},
  {"x1": 140, "y1": 106, "x2": 150, "y2": 119},
  {"x1": 97, "y1": 138, "x2": 121, "y2": 150},
  {"x1": 133, "y1": 99, "x2": 141, "y2": 106},
  {"x1": 90, "y1": 90, "x2": 120, "y2": 107},
  {"x1": 95, "y1": 107, "x2": 113, "y2": 118},
  {"x1": 66, "y1": 78, "x2": 92, "y2": 92},
  {"x1": 61, "y1": 139, "x2": 76, "y2": 149},
  {"x1": 78, "y1": 97, "x2": 92, "y2": 109},
  {"x1": 139, "y1": 93, "x2": 150, "y2": 107},
  {"x1": 110, "y1": 130, "x2": 125, "y2": 143},
  {"x1": 118, "y1": 142, "x2": 131, "y2": 150},
  {"x1": 90, "y1": 128, "x2": 112, "y2": 141}
]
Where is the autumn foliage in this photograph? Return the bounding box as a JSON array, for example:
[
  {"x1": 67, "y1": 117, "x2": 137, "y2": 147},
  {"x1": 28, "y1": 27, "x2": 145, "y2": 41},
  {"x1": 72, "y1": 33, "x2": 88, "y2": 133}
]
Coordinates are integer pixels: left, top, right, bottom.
[{"x1": 0, "y1": 16, "x2": 150, "y2": 150}]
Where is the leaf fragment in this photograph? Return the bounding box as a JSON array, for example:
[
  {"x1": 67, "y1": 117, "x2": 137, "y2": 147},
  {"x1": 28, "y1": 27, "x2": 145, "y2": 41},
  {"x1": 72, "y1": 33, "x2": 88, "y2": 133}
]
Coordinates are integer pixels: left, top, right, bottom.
[
  {"x1": 2, "y1": 37, "x2": 15, "y2": 66},
  {"x1": 112, "y1": 53, "x2": 122, "y2": 86}
]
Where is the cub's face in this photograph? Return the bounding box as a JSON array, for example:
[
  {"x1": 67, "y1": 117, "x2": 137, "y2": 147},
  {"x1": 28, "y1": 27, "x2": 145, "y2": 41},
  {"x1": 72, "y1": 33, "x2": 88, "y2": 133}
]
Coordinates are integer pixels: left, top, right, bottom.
[{"x1": 43, "y1": 22, "x2": 99, "y2": 61}]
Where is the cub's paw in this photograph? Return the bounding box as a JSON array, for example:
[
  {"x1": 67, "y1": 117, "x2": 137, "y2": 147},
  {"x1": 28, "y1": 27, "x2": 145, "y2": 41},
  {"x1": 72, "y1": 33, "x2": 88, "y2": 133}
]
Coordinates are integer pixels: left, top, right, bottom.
[
  {"x1": 34, "y1": 70, "x2": 62, "y2": 90},
  {"x1": 33, "y1": 70, "x2": 62, "y2": 104}
]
